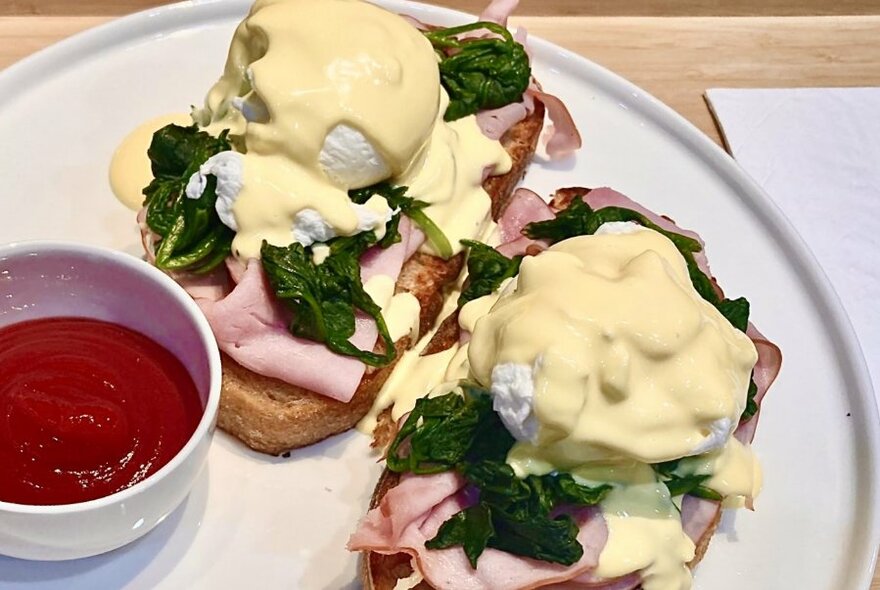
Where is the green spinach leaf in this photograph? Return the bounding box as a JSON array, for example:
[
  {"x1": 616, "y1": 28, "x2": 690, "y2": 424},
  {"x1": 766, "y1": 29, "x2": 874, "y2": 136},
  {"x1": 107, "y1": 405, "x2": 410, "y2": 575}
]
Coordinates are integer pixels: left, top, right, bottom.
[
  {"x1": 386, "y1": 386, "x2": 496, "y2": 474},
  {"x1": 488, "y1": 508, "x2": 583, "y2": 566},
  {"x1": 458, "y1": 240, "x2": 522, "y2": 306},
  {"x1": 424, "y1": 22, "x2": 531, "y2": 121},
  {"x1": 388, "y1": 388, "x2": 610, "y2": 567},
  {"x1": 425, "y1": 503, "x2": 495, "y2": 568},
  {"x1": 143, "y1": 124, "x2": 233, "y2": 273},
  {"x1": 741, "y1": 377, "x2": 759, "y2": 421},
  {"x1": 716, "y1": 296, "x2": 750, "y2": 333},
  {"x1": 652, "y1": 461, "x2": 722, "y2": 501},
  {"x1": 260, "y1": 232, "x2": 396, "y2": 367},
  {"x1": 662, "y1": 473, "x2": 714, "y2": 499}
]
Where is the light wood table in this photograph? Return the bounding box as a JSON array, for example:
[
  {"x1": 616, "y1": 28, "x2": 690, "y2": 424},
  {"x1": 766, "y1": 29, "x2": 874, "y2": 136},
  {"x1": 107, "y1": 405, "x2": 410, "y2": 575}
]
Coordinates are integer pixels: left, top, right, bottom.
[{"x1": 1, "y1": 5, "x2": 879, "y2": 588}]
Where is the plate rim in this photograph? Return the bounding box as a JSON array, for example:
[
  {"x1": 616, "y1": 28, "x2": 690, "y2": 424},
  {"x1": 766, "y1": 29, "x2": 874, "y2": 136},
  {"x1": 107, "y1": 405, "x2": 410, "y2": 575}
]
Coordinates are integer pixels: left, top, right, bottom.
[{"x1": 0, "y1": 0, "x2": 877, "y2": 586}]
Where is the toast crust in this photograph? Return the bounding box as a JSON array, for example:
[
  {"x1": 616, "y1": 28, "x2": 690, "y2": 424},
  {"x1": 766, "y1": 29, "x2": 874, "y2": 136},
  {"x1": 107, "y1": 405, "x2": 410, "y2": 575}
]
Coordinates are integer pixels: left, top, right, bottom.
[
  {"x1": 216, "y1": 102, "x2": 545, "y2": 455},
  {"x1": 362, "y1": 186, "x2": 724, "y2": 589}
]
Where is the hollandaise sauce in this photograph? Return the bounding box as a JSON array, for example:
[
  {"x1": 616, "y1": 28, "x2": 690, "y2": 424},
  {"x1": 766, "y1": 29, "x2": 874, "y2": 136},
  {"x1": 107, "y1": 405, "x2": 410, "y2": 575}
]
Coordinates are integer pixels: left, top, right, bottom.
[
  {"x1": 470, "y1": 229, "x2": 758, "y2": 468},
  {"x1": 573, "y1": 463, "x2": 696, "y2": 590},
  {"x1": 109, "y1": 113, "x2": 192, "y2": 211}
]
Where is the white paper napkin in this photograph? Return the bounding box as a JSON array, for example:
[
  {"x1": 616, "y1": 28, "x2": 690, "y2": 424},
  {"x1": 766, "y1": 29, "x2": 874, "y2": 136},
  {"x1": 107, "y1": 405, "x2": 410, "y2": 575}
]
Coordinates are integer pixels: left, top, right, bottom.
[{"x1": 706, "y1": 87, "x2": 880, "y2": 398}]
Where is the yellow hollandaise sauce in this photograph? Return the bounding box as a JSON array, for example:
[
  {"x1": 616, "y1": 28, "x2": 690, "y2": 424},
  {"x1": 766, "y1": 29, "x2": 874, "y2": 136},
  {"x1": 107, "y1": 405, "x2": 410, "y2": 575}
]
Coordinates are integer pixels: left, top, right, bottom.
[
  {"x1": 676, "y1": 436, "x2": 763, "y2": 509},
  {"x1": 469, "y1": 228, "x2": 759, "y2": 468},
  {"x1": 358, "y1": 291, "x2": 461, "y2": 434},
  {"x1": 109, "y1": 112, "x2": 192, "y2": 210},
  {"x1": 572, "y1": 462, "x2": 696, "y2": 590},
  {"x1": 362, "y1": 275, "x2": 421, "y2": 344},
  {"x1": 358, "y1": 222, "x2": 505, "y2": 432}
]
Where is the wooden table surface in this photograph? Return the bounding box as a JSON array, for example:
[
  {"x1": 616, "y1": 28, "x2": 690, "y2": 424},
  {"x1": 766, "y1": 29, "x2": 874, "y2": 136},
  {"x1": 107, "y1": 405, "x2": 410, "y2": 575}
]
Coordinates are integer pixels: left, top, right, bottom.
[{"x1": 1, "y1": 1, "x2": 879, "y2": 587}]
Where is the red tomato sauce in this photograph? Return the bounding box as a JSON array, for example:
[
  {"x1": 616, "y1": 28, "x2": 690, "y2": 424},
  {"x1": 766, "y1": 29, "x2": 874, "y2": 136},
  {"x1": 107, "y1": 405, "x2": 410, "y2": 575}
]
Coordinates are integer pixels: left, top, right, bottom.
[{"x1": 0, "y1": 317, "x2": 203, "y2": 506}]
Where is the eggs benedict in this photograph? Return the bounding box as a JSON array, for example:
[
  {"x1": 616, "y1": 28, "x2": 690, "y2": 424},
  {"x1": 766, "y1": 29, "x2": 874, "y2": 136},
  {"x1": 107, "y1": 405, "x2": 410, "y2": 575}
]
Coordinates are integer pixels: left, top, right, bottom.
[
  {"x1": 350, "y1": 186, "x2": 781, "y2": 590},
  {"x1": 111, "y1": 0, "x2": 581, "y2": 454}
]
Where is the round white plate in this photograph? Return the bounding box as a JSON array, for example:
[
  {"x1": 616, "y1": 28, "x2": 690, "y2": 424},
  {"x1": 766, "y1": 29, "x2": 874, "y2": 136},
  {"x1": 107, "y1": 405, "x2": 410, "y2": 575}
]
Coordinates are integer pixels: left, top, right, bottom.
[{"x1": 0, "y1": 1, "x2": 877, "y2": 588}]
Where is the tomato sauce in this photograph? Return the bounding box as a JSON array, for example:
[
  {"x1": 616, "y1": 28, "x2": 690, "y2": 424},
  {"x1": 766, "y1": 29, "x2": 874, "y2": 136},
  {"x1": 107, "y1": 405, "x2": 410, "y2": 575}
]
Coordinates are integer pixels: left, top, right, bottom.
[{"x1": 0, "y1": 318, "x2": 203, "y2": 505}]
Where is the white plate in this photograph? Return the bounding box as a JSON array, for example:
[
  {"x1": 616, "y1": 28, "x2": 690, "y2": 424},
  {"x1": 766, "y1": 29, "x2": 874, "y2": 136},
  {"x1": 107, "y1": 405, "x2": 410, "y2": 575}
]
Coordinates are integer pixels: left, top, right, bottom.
[{"x1": 0, "y1": 1, "x2": 877, "y2": 588}]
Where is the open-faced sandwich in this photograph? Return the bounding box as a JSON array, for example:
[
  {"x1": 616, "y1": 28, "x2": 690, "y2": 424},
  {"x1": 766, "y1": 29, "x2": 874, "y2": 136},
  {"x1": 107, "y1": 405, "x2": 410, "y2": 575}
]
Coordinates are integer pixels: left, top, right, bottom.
[
  {"x1": 115, "y1": 0, "x2": 580, "y2": 455},
  {"x1": 350, "y1": 186, "x2": 782, "y2": 589}
]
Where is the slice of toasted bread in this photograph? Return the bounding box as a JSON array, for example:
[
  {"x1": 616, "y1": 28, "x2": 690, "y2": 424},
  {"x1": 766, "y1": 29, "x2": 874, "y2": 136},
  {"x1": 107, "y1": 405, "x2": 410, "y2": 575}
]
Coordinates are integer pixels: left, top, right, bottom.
[
  {"x1": 216, "y1": 102, "x2": 546, "y2": 455},
  {"x1": 363, "y1": 187, "x2": 723, "y2": 589}
]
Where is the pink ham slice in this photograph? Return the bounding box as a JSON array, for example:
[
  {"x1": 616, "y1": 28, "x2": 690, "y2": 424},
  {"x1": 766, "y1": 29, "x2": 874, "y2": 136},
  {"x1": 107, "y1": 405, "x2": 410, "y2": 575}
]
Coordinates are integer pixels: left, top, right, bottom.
[
  {"x1": 184, "y1": 218, "x2": 423, "y2": 403},
  {"x1": 680, "y1": 495, "x2": 721, "y2": 545},
  {"x1": 350, "y1": 472, "x2": 610, "y2": 590},
  {"x1": 735, "y1": 323, "x2": 783, "y2": 444},
  {"x1": 351, "y1": 472, "x2": 465, "y2": 548},
  {"x1": 479, "y1": 0, "x2": 519, "y2": 25},
  {"x1": 477, "y1": 102, "x2": 531, "y2": 141},
  {"x1": 476, "y1": 85, "x2": 582, "y2": 162},
  {"x1": 530, "y1": 88, "x2": 582, "y2": 159},
  {"x1": 577, "y1": 187, "x2": 713, "y2": 277},
  {"x1": 496, "y1": 188, "x2": 554, "y2": 257},
  {"x1": 500, "y1": 188, "x2": 555, "y2": 242},
  {"x1": 543, "y1": 572, "x2": 641, "y2": 590}
]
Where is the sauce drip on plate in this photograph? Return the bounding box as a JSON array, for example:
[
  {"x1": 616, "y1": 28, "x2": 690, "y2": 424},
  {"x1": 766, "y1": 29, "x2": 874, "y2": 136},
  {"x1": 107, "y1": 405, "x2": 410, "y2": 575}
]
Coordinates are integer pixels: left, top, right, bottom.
[{"x1": 0, "y1": 318, "x2": 203, "y2": 505}]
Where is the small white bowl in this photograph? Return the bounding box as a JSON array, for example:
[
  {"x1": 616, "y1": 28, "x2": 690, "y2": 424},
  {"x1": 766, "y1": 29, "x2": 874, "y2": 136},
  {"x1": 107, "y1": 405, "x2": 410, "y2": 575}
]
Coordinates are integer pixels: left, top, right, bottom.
[{"x1": 0, "y1": 241, "x2": 221, "y2": 561}]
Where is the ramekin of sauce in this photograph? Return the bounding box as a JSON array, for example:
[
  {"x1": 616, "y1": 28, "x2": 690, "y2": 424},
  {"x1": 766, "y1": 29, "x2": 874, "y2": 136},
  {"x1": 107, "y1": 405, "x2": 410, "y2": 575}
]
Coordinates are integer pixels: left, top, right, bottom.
[{"x1": 0, "y1": 242, "x2": 221, "y2": 561}]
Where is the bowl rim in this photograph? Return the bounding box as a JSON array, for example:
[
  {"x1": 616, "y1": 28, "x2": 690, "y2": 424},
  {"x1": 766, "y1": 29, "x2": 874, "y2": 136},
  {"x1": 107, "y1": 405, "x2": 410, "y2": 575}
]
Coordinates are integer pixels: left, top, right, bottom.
[{"x1": 0, "y1": 239, "x2": 222, "y2": 514}]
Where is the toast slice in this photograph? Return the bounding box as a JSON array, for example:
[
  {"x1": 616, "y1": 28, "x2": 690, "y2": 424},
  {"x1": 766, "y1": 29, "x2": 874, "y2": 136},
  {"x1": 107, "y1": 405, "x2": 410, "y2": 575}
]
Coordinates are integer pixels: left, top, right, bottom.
[
  {"x1": 216, "y1": 102, "x2": 545, "y2": 455},
  {"x1": 362, "y1": 187, "x2": 723, "y2": 589}
]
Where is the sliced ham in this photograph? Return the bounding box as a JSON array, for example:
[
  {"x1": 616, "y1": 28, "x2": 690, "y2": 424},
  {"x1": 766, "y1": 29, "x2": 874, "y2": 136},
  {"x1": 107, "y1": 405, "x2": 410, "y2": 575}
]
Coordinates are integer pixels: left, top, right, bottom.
[
  {"x1": 361, "y1": 218, "x2": 424, "y2": 283},
  {"x1": 745, "y1": 323, "x2": 782, "y2": 410},
  {"x1": 350, "y1": 472, "x2": 609, "y2": 590},
  {"x1": 680, "y1": 495, "x2": 721, "y2": 545},
  {"x1": 226, "y1": 256, "x2": 248, "y2": 284},
  {"x1": 190, "y1": 259, "x2": 373, "y2": 402},
  {"x1": 735, "y1": 323, "x2": 783, "y2": 444},
  {"x1": 495, "y1": 188, "x2": 554, "y2": 257},
  {"x1": 350, "y1": 472, "x2": 464, "y2": 549},
  {"x1": 184, "y1": 218, "x2": 423, "y2": 403},
  {"x1": 477, "y1": 102, "x2": 530, "y2": 141},
  {"x1": 174, "y1": 264, "x2": 230, "y2": 302},
  {"x1": 529, "y1": 89, "x2": 582, "y2": 159},
  {"x1": 499, "y1": 188, "x2": 555, "y2": 242},
  {"x1": 496, "y1": 236, "x2": 548, "y2": 258},
  {"x1": 478, "y1": 0, "x2": 519, "y2": 26},
  {"x1": 543, "y1": 572, "x2": 641, "y2": 590}
]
